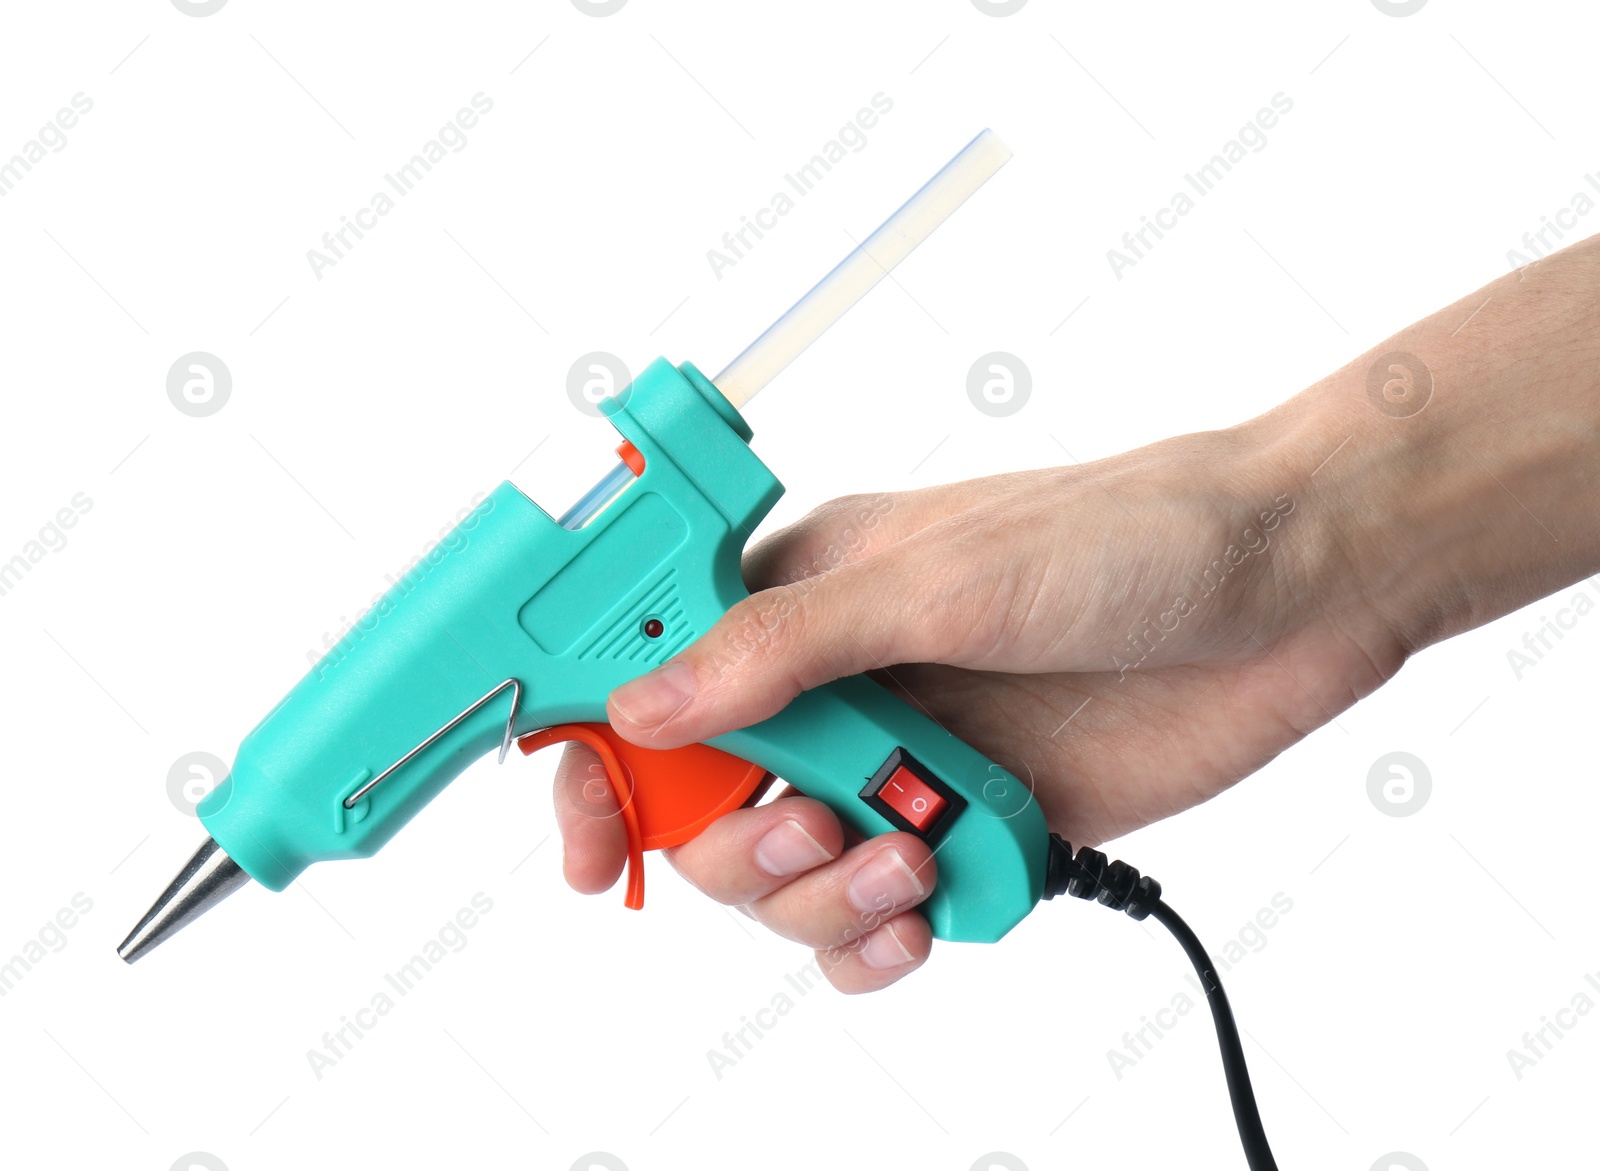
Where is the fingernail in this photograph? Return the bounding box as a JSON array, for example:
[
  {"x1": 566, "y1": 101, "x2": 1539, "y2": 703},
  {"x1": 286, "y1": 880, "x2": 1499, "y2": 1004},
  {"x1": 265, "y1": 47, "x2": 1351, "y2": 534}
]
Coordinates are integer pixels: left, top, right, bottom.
[
  {"x1": 847, "y1": 848, "x2": 924, "y2": 915},
  {"x1": 858, "y1": 921, "x2": 915, "y2": 970},
  {"x1": 754, "y1": 818, "x2": 833, "y2": 877},
  {"x1": 610, "y1": 660, "x2": 697, "y2": 730}
]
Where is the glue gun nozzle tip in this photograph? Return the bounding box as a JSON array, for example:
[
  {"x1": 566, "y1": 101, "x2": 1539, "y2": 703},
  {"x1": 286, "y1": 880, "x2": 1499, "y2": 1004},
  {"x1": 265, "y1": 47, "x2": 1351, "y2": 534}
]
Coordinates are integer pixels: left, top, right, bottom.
[{"x1": 116, "y1": 837, "x2": 250, "y2": 965}]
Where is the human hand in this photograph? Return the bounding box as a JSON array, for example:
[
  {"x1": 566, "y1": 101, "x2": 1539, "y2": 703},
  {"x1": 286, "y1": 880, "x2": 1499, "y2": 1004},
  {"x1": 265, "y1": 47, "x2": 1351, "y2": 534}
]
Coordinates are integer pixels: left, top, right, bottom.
[
  {"x1": 555, "y1": 234, "x2": 1600, "y2": 992},
  {"x1": 551, "y1": 424, "x2": 1402, "y2": 990}
]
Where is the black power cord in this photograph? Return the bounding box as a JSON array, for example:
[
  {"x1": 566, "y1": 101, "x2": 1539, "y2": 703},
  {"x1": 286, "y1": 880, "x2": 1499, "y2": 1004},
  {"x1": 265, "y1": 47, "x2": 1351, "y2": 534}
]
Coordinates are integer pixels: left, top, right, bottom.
[{"x1": 1043, "y1": 834, "x2": 1280, "y2": 1171}]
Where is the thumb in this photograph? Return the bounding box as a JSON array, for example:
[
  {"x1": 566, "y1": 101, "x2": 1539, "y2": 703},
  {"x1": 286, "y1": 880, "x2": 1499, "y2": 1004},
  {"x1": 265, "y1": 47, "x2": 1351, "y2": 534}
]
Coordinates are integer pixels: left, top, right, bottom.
[{"x1": 606, "y1": 544, "x2": 952, "y2": 749}]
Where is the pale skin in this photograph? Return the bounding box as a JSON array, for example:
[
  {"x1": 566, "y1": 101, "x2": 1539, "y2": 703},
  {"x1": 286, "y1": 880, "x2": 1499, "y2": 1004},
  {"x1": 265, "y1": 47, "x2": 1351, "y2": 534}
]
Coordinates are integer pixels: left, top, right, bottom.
[{"x1": 554, "y1": 233, "x2": 1600, "y2": 993}]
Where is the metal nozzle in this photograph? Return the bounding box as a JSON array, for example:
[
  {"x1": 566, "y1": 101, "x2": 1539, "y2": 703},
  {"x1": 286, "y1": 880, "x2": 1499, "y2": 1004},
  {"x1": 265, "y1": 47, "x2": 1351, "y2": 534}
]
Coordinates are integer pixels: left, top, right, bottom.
[{"x1": 117, "y1": 837, "x2": 251, "y2": 964}]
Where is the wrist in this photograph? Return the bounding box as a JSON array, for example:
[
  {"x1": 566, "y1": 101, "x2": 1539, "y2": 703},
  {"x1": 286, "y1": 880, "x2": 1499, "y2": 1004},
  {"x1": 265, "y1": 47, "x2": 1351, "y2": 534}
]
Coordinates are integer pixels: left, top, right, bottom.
[{"x1": 1244, "y1": 252, "x2": 1600, "y2": 655}]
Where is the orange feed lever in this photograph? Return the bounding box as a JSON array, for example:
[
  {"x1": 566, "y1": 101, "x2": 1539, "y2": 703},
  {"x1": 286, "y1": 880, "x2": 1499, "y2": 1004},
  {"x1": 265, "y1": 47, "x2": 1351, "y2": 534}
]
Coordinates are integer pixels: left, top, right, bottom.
[{"x1": 517, "y1": 724, "x2": 771, "y2": 909}]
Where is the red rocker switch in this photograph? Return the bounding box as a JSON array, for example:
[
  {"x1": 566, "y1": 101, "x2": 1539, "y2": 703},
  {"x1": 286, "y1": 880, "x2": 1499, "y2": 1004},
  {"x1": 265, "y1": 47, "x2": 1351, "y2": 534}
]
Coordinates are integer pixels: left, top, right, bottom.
[{"x1": 859, "y1": 748, "x2": 965, "y2": 842}]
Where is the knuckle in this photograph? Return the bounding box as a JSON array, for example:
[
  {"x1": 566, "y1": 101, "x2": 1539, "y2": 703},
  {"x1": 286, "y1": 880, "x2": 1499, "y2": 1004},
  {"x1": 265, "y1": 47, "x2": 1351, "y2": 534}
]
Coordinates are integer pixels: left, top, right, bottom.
[
  {"x1": 806, "y1": 493, "x2": 898, "y2": 568},
  {"x1": 764, "y1": 492, "x2": 899, "y2": 585},
  {"x1": 700, "y1": 584, "x2": 813, "y2": 689},
  {"x1": 821, "y1": 927, "x2": 889, "y2": 972}
]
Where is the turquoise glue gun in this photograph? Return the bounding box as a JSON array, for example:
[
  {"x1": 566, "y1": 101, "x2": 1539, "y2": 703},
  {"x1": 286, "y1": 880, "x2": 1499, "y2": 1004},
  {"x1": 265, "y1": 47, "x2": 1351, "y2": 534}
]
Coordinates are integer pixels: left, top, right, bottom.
[{"x1": 117, "y1": 129, "x2": 1047, "y2": 962}]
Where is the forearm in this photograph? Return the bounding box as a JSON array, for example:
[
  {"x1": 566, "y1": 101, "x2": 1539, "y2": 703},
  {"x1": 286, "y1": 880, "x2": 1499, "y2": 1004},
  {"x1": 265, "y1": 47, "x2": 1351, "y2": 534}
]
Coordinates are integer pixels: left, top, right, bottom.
[{"x1": 1252, "y1": 234, "x2": 1600, "y2": 653}]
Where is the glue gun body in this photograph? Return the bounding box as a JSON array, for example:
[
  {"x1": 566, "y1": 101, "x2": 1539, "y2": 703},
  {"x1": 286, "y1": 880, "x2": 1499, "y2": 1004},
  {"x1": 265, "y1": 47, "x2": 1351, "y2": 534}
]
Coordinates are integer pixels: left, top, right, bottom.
[{"x1": 197, "y1": 359, "x2": 1046, "y2": 944}]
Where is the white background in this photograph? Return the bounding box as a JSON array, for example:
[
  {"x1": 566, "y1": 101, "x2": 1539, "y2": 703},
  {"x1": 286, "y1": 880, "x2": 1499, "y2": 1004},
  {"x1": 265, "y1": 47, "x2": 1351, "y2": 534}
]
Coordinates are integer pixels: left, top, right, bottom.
[{"x1": 1, "y1": 1, "x2": 1596, "y2": 1169}]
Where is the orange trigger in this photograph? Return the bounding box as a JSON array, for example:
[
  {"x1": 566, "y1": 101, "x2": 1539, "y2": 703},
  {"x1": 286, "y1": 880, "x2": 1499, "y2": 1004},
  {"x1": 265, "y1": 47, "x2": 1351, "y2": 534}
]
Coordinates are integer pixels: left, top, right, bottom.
[{"x1": 517, "y1": 723, "x2": 770, "y2": 911}]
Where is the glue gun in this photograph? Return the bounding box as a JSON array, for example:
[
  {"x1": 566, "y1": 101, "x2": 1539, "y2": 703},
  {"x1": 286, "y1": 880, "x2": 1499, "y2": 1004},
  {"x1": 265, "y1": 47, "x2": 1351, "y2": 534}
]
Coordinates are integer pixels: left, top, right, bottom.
[
  {"x1": 117, "y1": 129, "x2": 1048, "y2": 963},
  {"x1": 115, "y1": 131, "x2": 1290, "y2": 1170}
]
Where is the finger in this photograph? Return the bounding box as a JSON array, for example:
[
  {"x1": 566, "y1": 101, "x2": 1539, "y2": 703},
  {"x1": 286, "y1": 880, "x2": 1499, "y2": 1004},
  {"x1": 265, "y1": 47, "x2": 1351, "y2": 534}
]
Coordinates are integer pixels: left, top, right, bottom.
[
  {"x1": 743, "y1": 490, "x2": 936, "y2": 591},
  {"x1": 606, "y1": 527, "x2": 987, "y2": 748},
  {"x1": 550, "y1": 742, "x2": 626, "y2": 895},
  {"x1": 742, "y1": 472, "x2": 1045, "y2": 591},
  {"x1": 815, "y1": 911, "x2": 932, "y2": 993},
  {"x1": 661, "y1": 795, "x2": 844, "y2": 906},
  {"x1": 742, "y1": 832, "x2": 936, "y2": 951},
  {"x1": 744, "y1": 778, "x2": 871, "y2": 850}
]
